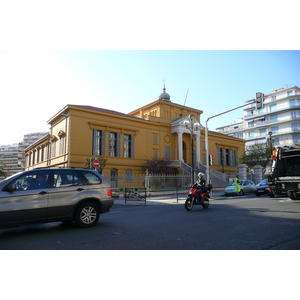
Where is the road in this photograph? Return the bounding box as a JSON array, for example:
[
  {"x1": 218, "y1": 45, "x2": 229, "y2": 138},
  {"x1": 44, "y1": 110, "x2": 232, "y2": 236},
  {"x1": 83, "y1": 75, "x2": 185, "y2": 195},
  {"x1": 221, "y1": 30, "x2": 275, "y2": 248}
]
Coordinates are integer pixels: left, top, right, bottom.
[{"x1": 1, "y1": 194, "x2": 300, "y2": 250}]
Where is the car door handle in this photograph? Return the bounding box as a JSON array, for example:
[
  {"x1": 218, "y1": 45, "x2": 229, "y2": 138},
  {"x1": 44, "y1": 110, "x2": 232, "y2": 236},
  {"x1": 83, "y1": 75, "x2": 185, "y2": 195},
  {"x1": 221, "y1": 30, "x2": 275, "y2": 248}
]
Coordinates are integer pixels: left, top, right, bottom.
[
  {"x1": 76, "y1": 188, "x2": 84, "y2": 191},
  {"x1": 39, "y1": 191, "x2": 47, "y2": 195}
]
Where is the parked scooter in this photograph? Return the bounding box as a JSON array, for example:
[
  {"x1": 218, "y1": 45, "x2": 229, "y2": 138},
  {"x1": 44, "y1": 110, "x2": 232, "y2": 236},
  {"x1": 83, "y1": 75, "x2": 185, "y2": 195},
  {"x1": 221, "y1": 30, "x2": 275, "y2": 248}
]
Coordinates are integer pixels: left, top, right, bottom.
[{"x1": 184, "y1": 184, "x2": 212, "y2": 211}]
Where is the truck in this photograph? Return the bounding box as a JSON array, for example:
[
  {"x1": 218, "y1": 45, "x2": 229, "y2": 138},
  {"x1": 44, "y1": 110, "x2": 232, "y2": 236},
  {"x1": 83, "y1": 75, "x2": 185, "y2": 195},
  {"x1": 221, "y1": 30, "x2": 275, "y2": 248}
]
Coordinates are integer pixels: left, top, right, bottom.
[{"x1": 268, "y1": 146, "x2": 300, "y2": 200}]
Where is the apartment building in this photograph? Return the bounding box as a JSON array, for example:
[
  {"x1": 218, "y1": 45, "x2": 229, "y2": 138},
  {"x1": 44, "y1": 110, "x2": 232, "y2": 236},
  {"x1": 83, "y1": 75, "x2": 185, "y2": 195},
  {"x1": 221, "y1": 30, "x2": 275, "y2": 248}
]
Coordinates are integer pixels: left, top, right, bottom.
[
  {"x1": 216, "y1": 86, "x2": 300, "y2": 148},
  {"x1": 0, "y1": 132, "x2": 48, "y2": 178}
]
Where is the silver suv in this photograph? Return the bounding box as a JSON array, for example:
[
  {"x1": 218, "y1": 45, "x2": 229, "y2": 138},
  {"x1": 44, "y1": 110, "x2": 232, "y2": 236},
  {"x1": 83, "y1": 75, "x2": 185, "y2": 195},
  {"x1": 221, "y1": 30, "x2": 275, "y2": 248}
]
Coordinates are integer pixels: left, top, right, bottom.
[{"x1": 0, "y1": 168, "x2": 114, "y2": 229}]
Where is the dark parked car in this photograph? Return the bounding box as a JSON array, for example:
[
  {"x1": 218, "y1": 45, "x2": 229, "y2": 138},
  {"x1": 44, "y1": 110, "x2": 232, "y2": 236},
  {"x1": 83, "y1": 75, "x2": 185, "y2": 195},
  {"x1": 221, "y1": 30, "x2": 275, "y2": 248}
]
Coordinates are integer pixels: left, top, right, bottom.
[
  {"x1": 255, "y1": 179, "x2": 271, "y2": 196},
  {"x1": 0, "y1": 168, "x2": 113, "y2": 229}
]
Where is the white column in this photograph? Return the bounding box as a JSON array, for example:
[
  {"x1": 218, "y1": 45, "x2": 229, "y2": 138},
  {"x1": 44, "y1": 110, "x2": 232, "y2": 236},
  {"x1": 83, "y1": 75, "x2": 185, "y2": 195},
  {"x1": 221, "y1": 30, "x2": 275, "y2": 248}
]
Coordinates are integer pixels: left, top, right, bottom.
[{"x1": 178, "y1": 132, "x2": 183, "y2": 161}]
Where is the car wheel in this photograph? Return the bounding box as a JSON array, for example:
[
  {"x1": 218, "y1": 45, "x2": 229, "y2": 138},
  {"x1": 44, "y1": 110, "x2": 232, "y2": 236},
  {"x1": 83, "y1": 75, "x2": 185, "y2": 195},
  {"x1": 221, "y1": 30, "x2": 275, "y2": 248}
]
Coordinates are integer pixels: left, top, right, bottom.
[
  {"x1": 75, "y1": 202, "x2": 100, "y2": 228},
  {"x1": 185, "y1": 198, "x2": 193, "y2": 211},
  {"x1": 240, "y1": 190, "x2": 244, "y2": 196},
  {"x1": 202, "y1": 202, "x2": 209, "y2": 209}
]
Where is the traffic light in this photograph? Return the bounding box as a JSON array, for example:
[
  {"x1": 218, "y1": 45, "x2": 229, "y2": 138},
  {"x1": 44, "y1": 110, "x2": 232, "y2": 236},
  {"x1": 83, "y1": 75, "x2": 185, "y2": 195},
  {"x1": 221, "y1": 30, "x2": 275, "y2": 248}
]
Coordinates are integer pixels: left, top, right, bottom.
[
  {"x1": 209, "y1": 154, "x2": 213, "y2": 166},
  {"x1": 256, "y1": 92, "x2": 264, "y2": 109}
]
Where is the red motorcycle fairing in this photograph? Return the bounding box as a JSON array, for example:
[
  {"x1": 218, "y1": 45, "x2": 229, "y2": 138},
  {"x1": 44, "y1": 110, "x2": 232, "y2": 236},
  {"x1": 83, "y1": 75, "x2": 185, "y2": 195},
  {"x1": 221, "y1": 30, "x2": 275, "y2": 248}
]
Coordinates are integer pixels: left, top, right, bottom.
[{"x1": 185, "y1": 187, "x2": 210, "y2": 211}]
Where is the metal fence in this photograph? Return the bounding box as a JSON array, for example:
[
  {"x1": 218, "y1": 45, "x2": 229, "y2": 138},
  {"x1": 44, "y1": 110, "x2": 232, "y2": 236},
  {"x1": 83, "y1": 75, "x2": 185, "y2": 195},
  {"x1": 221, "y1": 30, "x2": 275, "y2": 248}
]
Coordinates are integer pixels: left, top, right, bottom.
[{"x1": 105, "y1": 174, "x2": 193, "y2": 191}]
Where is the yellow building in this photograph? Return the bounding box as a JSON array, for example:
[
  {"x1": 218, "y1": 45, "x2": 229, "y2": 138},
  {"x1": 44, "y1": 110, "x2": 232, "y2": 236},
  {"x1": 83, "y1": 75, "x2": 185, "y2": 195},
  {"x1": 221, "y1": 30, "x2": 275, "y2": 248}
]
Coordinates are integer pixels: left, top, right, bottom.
[{"x1": 25, "y1": 87, "x2": 245, "y2": 182}]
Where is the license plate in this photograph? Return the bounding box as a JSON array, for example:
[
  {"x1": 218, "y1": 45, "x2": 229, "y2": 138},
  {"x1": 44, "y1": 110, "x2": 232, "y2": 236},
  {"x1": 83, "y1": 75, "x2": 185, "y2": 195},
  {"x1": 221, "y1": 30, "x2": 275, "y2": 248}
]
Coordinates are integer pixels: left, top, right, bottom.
[{"x1": 258, "y1": 190, "x2": 264, "y2": 192}]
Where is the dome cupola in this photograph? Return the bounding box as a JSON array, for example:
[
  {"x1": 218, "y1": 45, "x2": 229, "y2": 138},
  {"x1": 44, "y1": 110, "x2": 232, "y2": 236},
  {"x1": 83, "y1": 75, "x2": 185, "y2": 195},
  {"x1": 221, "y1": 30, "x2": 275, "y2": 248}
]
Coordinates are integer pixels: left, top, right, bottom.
[{"x1": 158, "y1": 84, "x2": 171, "y2": 102}]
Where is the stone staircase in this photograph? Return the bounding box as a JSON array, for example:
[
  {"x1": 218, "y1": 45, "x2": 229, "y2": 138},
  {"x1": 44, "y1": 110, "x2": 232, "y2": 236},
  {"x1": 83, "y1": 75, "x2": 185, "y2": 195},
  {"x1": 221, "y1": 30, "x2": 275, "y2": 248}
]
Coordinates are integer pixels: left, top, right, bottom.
[{"x1": 171, "y1": 160, "x2": 228, "y2": 188}]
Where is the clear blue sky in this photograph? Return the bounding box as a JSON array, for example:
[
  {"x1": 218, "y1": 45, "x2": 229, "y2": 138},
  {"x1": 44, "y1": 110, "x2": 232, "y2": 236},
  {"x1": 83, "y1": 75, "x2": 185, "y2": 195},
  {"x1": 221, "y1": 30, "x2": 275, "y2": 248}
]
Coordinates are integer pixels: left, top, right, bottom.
[{"x1": 1, "y1": 50, "x2": 299, "y2": 145}]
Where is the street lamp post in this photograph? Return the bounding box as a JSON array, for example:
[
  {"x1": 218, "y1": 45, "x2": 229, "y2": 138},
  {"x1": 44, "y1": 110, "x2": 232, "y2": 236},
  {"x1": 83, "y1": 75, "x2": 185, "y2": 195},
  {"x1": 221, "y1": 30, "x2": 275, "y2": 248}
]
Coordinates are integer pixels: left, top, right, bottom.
[
  {"x1": 183, "y1": 114, "x2": 200, "y2": 183},
  {"x1": 205, "y1": 100, "x2": 256, "y2": 184}
]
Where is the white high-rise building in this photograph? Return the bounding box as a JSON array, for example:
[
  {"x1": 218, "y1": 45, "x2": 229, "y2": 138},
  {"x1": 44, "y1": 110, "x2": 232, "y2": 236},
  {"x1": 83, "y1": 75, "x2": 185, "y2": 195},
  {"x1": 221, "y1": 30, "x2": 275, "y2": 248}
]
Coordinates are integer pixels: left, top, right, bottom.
[
  {"x1": 0, "y1": 132, "x2": 48, "y2": 178},
  {"x1": 216, "y1": 86, "x2": 300, "y2": 148}
]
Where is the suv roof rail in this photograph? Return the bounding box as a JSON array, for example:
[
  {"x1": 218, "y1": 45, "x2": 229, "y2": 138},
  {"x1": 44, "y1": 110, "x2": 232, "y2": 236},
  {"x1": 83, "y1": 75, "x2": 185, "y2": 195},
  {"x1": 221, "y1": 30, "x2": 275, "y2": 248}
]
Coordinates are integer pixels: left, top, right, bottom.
[{"x1": 33, "y1": 166, "x2": 92, "y2": 170}]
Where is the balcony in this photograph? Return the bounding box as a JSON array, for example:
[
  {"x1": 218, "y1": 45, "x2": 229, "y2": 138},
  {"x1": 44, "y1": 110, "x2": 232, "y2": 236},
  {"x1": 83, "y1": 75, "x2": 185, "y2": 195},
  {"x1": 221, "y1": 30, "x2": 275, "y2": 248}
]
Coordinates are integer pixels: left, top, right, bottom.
[{"x1": 244, "y1": 102, "x2": 300, "y2": 120}]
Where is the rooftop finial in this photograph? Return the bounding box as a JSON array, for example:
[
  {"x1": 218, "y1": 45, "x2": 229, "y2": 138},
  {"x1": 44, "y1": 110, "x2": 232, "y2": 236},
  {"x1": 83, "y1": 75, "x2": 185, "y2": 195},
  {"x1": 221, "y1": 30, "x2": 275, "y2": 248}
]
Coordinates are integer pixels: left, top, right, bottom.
[{"x1": 158, "y1": 79, "x2": 171, "y2": 102}]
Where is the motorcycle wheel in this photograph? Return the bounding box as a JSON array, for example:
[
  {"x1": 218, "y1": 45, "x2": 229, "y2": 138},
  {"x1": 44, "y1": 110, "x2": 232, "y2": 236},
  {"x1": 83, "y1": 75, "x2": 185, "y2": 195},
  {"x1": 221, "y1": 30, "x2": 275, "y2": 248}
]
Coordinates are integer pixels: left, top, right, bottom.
[
  {"x1": 185, "y1": 198, "x2": 193, "y2": 211},
  {"x1": 202, "y1": 201, "x2": 209, "y2": 209}
]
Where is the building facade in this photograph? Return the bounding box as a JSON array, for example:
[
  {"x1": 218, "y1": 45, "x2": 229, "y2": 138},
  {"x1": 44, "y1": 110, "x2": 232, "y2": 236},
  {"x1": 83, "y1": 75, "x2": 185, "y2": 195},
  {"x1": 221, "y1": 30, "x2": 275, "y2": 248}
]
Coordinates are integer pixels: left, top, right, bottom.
[
  {"x1": 216, "y1": 86, "x2": 300, "y2": 148},
  {"x1": 0, "y1": 132, "x2": 48, "y2": 178},
  {"x1": 24, "y1": 88, "x2": 245, "y2": 183}
]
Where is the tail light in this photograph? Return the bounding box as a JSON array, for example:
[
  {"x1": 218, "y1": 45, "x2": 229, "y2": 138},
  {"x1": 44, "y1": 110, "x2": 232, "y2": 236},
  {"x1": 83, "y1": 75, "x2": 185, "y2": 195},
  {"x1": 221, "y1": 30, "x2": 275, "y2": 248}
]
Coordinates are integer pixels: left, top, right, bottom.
[{"x1": 107, "y1": 187, "x2": 112, "y2": 196}]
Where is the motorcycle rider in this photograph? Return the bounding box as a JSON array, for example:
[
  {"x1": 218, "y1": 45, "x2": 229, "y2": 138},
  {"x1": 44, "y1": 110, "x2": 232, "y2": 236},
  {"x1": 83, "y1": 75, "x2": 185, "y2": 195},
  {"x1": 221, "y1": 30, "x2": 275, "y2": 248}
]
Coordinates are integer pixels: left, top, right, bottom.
[{"x1": 194, "y1": 172, "x2": 206, "y2": 203}]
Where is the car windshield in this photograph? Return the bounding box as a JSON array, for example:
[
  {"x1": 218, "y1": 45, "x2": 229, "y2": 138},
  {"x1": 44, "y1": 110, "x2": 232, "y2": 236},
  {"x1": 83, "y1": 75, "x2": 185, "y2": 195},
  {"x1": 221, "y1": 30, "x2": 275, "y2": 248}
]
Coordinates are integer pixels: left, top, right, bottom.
[
  {"x1": 0, "y1": 172, "x2": 22, "y2": 187},
  {"x1": 259, "y1": 179, "x2": 268, "y2": 185}
]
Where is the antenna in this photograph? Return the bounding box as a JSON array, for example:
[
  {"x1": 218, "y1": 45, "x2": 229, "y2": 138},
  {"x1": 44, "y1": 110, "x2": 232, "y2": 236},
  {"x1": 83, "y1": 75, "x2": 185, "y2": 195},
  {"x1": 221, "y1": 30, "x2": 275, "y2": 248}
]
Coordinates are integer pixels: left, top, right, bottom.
[{"x1": 184, "y1": 88, "x2": 189, "y2": 106}]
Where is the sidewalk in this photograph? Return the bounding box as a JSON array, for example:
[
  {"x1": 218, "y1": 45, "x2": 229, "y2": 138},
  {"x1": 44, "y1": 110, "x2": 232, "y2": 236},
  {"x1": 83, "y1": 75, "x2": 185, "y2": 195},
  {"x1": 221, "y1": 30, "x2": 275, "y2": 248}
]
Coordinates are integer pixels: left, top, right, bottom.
[{"x1": 113, "y1": 191, "x2": 227, "y2": 206}]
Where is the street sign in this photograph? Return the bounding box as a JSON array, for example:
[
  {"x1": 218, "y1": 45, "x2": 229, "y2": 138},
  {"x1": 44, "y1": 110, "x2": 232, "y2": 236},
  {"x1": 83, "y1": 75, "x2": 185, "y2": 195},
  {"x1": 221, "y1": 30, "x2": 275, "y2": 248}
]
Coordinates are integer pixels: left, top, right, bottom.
[{"x1": 93, "y1": 159, "x2": 100, "y2": 168}]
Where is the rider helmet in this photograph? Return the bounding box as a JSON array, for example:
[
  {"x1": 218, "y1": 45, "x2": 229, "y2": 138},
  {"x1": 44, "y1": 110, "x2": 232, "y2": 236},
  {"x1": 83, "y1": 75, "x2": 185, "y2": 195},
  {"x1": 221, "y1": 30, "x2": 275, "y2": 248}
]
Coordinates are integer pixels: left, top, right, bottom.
[{"x1": 198, "y1": 172, "x2": 204, "y2": 177}]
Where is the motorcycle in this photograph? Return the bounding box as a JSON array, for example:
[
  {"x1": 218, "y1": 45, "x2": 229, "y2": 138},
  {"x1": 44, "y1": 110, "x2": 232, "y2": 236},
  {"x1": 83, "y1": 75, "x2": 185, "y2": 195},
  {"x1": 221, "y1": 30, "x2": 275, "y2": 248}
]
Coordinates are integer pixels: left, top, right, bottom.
[{"x1": 184, "y1": 184, "x2": 212, "y2": 211}]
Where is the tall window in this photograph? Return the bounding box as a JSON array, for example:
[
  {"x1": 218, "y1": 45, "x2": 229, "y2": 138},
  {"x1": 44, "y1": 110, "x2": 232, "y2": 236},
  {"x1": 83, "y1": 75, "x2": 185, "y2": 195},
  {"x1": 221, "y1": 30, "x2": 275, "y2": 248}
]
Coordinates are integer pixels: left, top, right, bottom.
[
  {"x1": 232, "y1": 150, "x2": 237, "y2": 167},
  {"x1": 51, "y1": 140, "x2": 56, "y2": 158},
  {"x1": 290, "y1": 99, "x2": 298, "y2": 107},
  {"x1": 124, "y1": 134, "x2": 134, "y2": 158},
  {"x1": 41, "y1": 147, "x2": 44, "y2": 162},
  {"x1": 269, "y1": 103, "x2": 277, "y2": 112},
  {"x1": 59, "y1": 136, "x2": 65, "y2": 155},
  {"x1": 225, "y1": 149, "x2": 230, "y2": 166},
  {"x1": 259, "y1": 128, "x2": 266, "y2": 136},
  {"x1": 291, "y1": 110, "x2": 300, "y2": 120},
  {"x1": 218, "y1": 148, "x2": 223, "y2": 165},
  {"x1": 44, "y1": 145, "x2": 48, "y2": 161},
  {"x1": 292, "y1": 134, "x2": 300, "y2": 144},
  {"x1": 109, "y1": 132, "x2": 120, "y2": 157},
  {"x1": 165, "y1": 146, "x2": 171, "y2": 160},
  {"x1": 93, "y1": 129, "x2": 104, "y2": 156},
  {"x1": 271, "y1": 126, "x2": 278, "y2": 133},
  {"x1": 292, "y1": 123, "x2": 300, "y2": 133},
  {"x1": 32, "y1": 151, "x2": 36, "y2": 165},
  {"x1": 36, "y1": 149, "x2": 40, "y2": 163}
]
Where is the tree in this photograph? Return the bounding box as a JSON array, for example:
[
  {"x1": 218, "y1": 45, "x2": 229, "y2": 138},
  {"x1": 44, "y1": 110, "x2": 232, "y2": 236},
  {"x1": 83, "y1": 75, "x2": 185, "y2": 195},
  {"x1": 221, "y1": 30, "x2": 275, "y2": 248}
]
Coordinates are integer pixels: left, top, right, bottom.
[
  {"x1": 0, "y1": 162, "x2": 7, "y2": 178},
  {"x1": 84, "y1": 156, "x2": 107, "y2": 174},
  {"x1": 239, "y1": 142, "x2": 272, "y2": 173},
  {"x1": 142, "y1": 158, "x2": 177, "y2": 175}
]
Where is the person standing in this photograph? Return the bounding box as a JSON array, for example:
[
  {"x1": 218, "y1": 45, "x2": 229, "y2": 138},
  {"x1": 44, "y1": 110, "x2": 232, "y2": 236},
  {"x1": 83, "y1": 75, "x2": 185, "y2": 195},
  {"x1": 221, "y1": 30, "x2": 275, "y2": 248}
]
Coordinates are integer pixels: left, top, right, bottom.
[{"x1": 236, "y1": 175, "x2": 241, "y2": 195}]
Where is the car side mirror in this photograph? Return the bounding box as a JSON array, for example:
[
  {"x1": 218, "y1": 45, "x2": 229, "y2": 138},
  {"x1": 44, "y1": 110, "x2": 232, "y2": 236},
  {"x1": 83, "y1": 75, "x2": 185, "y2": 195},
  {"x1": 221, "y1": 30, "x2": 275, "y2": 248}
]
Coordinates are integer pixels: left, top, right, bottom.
[{"x1": 4, "y1": 184, "x2": 16, "y2": 193}]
